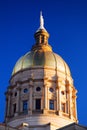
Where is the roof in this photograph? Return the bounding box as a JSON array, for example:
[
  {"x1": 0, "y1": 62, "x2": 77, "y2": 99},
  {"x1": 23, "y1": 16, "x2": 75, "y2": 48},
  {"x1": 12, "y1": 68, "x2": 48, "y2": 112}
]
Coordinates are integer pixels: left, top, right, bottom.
[
  {"x1": 11, "y1": 12, "x2": 71, "y2": 77},
  {"x1": 57, "y1": 123, "x2": 87, "y2": 130},
  {"x1": 12, "y1": 49, "x2": 71, "y2": 76}
]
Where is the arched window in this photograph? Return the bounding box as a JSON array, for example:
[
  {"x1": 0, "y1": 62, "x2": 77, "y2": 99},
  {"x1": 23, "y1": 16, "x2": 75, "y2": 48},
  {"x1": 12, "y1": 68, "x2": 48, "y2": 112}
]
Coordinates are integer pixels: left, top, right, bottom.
[
  {"x1": 35, "y1": 99, "x2": 41, "y2": 110},
  {"x1": 23, "y1": 100, "x2": 28, "y2": 113},
  {"x1": 14, "y1": 92, "x2": 17, "y2": 97},
  {"x1": 66, "y1": 101, "x2": 68, "y2": 114},
  {"x1": 49, "y1": 100, "x2": 54, "y2": 110},
  {"x1": 13, "y1": 103, "x2": 16, "y2": 113},
  {"x1": 61, "y1": 103, "x2": 65, "y2": 112}
]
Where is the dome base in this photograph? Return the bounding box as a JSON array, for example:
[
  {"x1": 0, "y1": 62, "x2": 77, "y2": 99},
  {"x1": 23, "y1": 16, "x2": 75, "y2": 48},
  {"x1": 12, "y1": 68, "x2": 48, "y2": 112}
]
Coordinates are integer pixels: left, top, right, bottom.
[{"x1": 7, "y1": 114, "x2": 75, "y2": 130}]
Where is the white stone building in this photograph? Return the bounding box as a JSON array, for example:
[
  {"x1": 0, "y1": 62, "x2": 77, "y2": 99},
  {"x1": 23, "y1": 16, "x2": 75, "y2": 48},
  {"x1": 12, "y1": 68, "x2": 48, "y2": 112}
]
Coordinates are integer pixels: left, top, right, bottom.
[{"x1": 0, "y1": 12, "x2": 82, "y2": 130}]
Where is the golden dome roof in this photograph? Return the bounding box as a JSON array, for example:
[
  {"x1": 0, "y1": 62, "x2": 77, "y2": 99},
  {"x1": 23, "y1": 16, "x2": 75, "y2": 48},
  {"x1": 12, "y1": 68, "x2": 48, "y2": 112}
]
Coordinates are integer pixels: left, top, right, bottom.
[
  {"x1": 12, "y1": 48, "x2": 71, "y2": 76},
  {"x1": 12, "y1": 13, "x2": 71, "y2": 76}
]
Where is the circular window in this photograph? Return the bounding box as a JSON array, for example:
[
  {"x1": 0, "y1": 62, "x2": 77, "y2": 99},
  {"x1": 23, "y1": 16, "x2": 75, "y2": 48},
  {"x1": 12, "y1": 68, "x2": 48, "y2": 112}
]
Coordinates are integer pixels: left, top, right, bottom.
[
  {"x1": 61, "y1": 91, "x2": 64, "y2": 95},
  {"x1": 24, "y1": 88, "x2": 28, "y2": 93},
  {"x1": 36, "y1": 87, "x2": 41, "y2": 91},
  {"x1": 15, "y1": 92, "x2": 17, "y2": 97},
  {"x1": 49, "y1": 87, "x2": 54, "y2": 92}
]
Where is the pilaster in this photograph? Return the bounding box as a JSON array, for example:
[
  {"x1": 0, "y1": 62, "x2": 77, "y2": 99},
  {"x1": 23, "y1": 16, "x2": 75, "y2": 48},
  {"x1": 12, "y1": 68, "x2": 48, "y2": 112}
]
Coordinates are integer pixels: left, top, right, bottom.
[
  {"x1": 43, "y1": 82, "x2": 48, "y2": 114},
  {"x1": 16, "y1": 87, "x2": 21, "y2": 116},
  {"x1": 28, "y1": 81, "x2": 33, "y2": 115}
]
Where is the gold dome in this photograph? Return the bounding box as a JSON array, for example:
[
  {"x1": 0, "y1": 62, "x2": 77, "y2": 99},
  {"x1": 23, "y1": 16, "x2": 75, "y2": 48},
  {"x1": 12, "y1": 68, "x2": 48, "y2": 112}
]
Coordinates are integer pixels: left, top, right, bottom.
[
  {"x1": 12, "y1": 44, "x2": 71, "y2": 76},
  {"x1": 12, "y1": 13, "x2": 71, "y2": 76}
]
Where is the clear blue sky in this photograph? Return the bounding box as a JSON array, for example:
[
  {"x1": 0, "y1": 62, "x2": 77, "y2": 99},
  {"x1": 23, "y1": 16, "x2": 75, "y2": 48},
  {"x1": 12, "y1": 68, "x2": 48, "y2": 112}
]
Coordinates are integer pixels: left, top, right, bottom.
[{"x1": 0, "y1": 0, "x2": 87, "y2": 126}]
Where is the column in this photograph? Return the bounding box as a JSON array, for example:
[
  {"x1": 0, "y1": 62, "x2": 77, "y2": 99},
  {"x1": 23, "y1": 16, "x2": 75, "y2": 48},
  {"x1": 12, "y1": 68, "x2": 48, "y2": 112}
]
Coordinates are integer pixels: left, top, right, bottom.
[
  {"x1": 16, "y1": 87, "x2": 21, "y2": 115},
  {"x1": 43, "y1": 83, "x2": 48, "y2": 114},
  {"x1": 56, "y1": 87, "x2": 59, "y2": 113},
  {"x1": 74, "y1": 95, "x2": 78, "y2": 122},
  {"x1": 44, "y1": 85, "x2": 48, "y2": 109},
  {"x1": 7, "y1": 92, "x2": 11, "y2": 117},
  {"x1": 58, "y1": 86, "x2": 61, "y2": 115},
  {"x1": 56, "y1": 77, "x2": 59, "y2": 114},
  {"x1": 5, "y1": 96, "x2": 8, "y2": 122},
  {"x1": 69, "y1": 86, "x2": 73, "y2": 119},
  {"x1": 72, "y1": 89, "x2": 78, "y2": 122},
  {"x1": 28, "y1": 85, "x2": 33, "y2": 115}
]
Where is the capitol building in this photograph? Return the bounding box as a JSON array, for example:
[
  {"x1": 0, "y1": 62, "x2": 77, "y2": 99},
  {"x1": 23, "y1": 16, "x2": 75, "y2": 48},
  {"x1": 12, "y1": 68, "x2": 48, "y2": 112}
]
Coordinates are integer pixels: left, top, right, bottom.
[{"x1": 0, "y1": 12, "x2": 87, "y2": 130}]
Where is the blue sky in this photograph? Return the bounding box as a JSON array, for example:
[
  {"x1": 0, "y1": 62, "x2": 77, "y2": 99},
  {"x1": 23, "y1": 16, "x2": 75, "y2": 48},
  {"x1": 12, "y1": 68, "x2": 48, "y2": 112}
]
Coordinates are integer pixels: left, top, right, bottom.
[{"x1": 0, "y1": 0, "x2": 87, "y2": 126}]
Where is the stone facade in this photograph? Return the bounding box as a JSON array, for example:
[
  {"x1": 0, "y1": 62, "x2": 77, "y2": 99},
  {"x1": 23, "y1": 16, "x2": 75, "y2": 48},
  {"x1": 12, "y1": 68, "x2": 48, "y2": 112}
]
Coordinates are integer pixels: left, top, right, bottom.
[{"x1": 5, "y1": 65, "x2": 77, "y2": 129}]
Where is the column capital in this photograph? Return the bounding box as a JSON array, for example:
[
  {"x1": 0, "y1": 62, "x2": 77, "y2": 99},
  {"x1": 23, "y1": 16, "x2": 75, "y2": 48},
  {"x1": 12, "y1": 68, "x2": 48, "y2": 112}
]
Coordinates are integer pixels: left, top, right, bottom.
[
  {"x1": 17, "y1": 87, "x2": 21, "y2": 91},
  {"x1": 6, "y1": 91, "x2": 12, "y2": 96}
]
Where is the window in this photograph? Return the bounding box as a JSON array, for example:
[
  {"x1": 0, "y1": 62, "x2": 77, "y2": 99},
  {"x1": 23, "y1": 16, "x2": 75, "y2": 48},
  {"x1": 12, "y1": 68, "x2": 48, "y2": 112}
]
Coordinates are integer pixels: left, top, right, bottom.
[
  {"x1": 11, "y1": 92, "x2": 13, "y2": 96},
  {"x1": 49, "y1": 100, "x2": 54, "y2": 110},
  {"x1": 49, "y1": 87, "x2": 54, "y2": 93},
  {"x1": 24, "y1": 88, "x2": 28, "y2": 93},
  {"x1": 23, "y1": 100, "x2": 28, "y2": 112},
  {"x1": 61, "y1": 103, "x2": 65, "y2": 112},
  {"x1": 41, "y1": 36, "x2": 44, "y2": 43},
  {"x1": 36, "y1": 87, "x2": 41, "y2": 92},
  {"x1": 13, "y1": 103, "x2": 16, "y2": 113},
  {"x1": 35, "y1": 99, "x2": 41, "y2": 110},
  {"x1": 66, "y1": 101, "x2": 68, "y2": 114},
  {"x1": 66, "y1": 91, "x2": 68, "y2": 99},
  {"x1": 15, "y1": 92, "x2": 17, "y2": 97},
  {"x1": 61, "y1": 91, "x2": 64, "y2": 95}
]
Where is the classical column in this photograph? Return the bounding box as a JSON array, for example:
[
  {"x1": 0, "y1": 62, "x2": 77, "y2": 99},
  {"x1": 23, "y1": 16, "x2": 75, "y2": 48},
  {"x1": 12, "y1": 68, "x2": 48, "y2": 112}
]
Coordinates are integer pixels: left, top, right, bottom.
[
  {"x1": 5, "y1": 90, "x2": 11, "y2": 118},
  {"x1": 72, "y1": 89, "x2": 78, "y2": 122},
  {"x1": 28, "y1": 83, "x2": 33, "y2": 115},
  {"x1": 29, "y1": 85, "x2": 32, "y2": 109},
  {"x1": 58, "y1": 86, "x2": 62, "y2": 115},
  {"x1": 69, "y1": 86, "x2": 73, "y2": 119},
  {"x1": 56, "y1": 87, "x2": 59, "y2": 113},
  {"x1": 43, "y1": 82, "x2": 48, "y2": 114},
  {"x1": 16, "y1": 87, "x2": 21, "y2": 115},
  {"x1": 44, "y1": 85, "x2": 48, "y2": 109},
  {"x1": 5, "y1": 96, "x2": 8, "y2": 121},
  {"x1": 74, "y1": 95, "x2": 78, "y2": 122}
]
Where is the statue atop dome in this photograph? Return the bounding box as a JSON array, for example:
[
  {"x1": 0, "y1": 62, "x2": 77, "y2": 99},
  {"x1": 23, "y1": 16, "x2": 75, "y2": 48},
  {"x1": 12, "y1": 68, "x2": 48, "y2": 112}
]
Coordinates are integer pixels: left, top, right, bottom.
[
  {"x1": 36, "y1": 11, "x2": 47, "y2": 32},
  {"x1": 40, "y1": 11, "x2": 44, "y2": 29}
]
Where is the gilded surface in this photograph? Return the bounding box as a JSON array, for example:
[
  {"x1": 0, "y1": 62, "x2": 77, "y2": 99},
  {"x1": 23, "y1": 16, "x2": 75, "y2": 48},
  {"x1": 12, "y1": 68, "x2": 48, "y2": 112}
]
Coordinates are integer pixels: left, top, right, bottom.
[
  {"x1": 12, "y1": 24, "x2": 70, "y2": 76},
  {"x1": 12, "y1": 49, "x2": 70, "y2": 76}
]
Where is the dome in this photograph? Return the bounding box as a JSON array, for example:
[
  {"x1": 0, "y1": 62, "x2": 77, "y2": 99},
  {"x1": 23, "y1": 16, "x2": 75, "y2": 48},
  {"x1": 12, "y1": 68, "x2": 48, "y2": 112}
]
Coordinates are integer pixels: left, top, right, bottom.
[
  {"x1": 12, "y1": 46, "x2": 71, "y2": 76},
  {"x1": 12, "y1": 13, "x2": 71, "y2": 77}
]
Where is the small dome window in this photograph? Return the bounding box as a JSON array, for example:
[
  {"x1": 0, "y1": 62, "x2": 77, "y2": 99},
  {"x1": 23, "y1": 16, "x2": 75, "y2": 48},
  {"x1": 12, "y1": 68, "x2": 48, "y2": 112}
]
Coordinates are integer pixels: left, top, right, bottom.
[
  {"x1": 36, "y1": 87, "x2": 41, "y2": 91},
  {"x1": 24, "y1": 88, "x2": 28, "y2": 93},
  {"x1": 49, "y1": 87, "x2": 54, "y2": 92}
]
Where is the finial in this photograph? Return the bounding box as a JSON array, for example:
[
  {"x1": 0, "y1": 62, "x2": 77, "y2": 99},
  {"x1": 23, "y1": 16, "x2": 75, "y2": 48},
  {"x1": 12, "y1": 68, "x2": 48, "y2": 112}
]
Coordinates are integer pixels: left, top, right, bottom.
[
  {"x1": 40, "y1": 11, "x2": 44, "y2": 29},
  {"x1": 36, "y1": 11, "x2": 47, "y2": 32}
]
